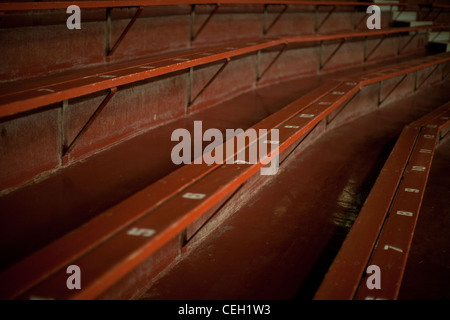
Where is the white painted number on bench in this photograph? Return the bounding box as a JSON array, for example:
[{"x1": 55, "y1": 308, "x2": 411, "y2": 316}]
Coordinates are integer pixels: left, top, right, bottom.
[
  {"x1": 424, "y1": 134, "x2": 435, "y2": 139},
  {"x1": 396, "y1": 210, "x2": 413, "y2": 217},
  {"x1": 29, "y1": 296, "x2": 55, "y2": 300},
  {"x1": 419, "y1": 149, "x2": 432, "y2": 154},
  {"x1": 38, "y1": 88, "x2": 55, "y2": 93},
  {"x1": 182, "y1": 193, "x2": 206, "y2": 200},
  {"x1": 404, "y1": 188, "x2": 419, "y2": 193},
  {"x1": 412, "y1": 166, "x2": 426, "y2": 172},
  {"x1": 99, "y1": 75, "x2": 117, "y2": 79},
  {"x1": 365, "y1": 296, "x2": 387, "y2": 300},
  {"x1": 173, "y1": 58, "x2": 190, "y2": 62},
  {"x1": 383, "y1": 245, "x2": 403, "y2": 253},
  {"x1": 127, "y1": 228, "x2": 156, "y2": 237},
  {"x1": 284, "y1": 125, "x2": 300, "y2": 129},
  {"x1": 299, "y1": 114, "x2": 315, "y2": 118},
  {"x1": 234, "y1": 160, "x2": 250, "y2": 164}
]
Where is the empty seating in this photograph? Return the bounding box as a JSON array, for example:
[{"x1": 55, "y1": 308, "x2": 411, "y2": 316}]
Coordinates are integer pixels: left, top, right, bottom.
[
  {"x1": 314, "y1": 101, "x2": 450, "y2": 300},
  {"x1": 0, "y1": 0, "x2": 449, "y2": 300},
  {"x1": 1, "y1": 51, "x2": 449, "y2": 299}
]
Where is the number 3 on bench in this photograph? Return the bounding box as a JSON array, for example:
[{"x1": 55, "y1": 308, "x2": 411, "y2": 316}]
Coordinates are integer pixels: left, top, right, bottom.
[{"x1": 127, "y1": 228, "x2": 155, "y2": 237}]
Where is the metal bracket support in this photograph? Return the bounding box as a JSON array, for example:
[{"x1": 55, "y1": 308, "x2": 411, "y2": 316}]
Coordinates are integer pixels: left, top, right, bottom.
[
  {"x1": 263, "y1": 4, "x2": 288, "y2": 35},
  {"x1": 378, "y1": 75, "x2": 407, "y2": 105},
  {"x1": 365, "y1": 34, "x2": 387, "y2": 62},
  {"x1": 398, "y1": 31, "x2": 418, "y2": 55},
  {"x1": 320, "y1": 38, "x2": 345, "y2": 70},
  {"x1": 256, "y1": 43, "x2": 287, "y2": 81},
  {"x1": 63, "y1": 87, "x2": 117, "y2": 157},
  {"x1": 315, "y1": 5, "x2": 336, "y2": 32},
  {"x1": 354, "y1": 9, "x2": 368, "y2": 31},
  {"x1": 106, "y1": 6, "x2": 144, "y2": 57},
  {"x1": 440, "y1": 127, "x2": 450, "y2": 142},
  {"x1": 326, "y1": 90, "x2": 359, "y2": 125},
  {"x1": 415, "y1": 64, "x2": 439, "y2": 91},
  {"x1": 188, "y1": 58, "x2": 230, "y2": 107},
  {"x1": 190, "y1": 4, "x2": 220, "y2": 42}
]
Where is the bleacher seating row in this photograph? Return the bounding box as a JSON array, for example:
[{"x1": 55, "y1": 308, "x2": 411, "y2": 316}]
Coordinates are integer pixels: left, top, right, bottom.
[{"x1": 0, "y1": 0, "x2": 449, "y2": 300}]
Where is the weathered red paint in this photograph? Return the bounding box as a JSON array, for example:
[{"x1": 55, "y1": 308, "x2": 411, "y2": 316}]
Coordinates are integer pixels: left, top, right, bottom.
[
  {"x1": 3, "y1": 55, "x2": 448, "y2": 299},
  {"x1": 314, "y1": 101, "x2": 450, "y2": 300},
  {"x1": 1, "y1": 26, "x2": 444, "y2": 119}
]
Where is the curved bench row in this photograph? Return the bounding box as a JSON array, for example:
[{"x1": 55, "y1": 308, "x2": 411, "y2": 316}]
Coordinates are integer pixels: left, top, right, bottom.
[
  {"x1": 0, "y1": 25, "x2": 443, "y2": 119},
  {"x1": 314, "y1": 100, "x2": 450, "y2": 300},
  {"x1": 0, "y1": 51, "x2": 448, "y2": 300}
]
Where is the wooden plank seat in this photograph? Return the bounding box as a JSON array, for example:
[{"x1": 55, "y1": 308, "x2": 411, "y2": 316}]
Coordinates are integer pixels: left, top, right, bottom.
[
  {"x1": 1, "y1": 51, "x2": 449, "y2": 300},
  {"x1": 314, "y1": 100, "x2": 450, "y2": 300}
]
